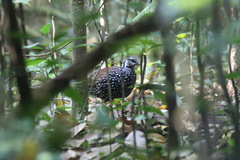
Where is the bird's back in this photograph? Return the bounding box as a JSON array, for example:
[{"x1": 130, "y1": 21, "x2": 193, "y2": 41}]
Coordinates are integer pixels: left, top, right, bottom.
[{"x1": 89, "y1": 66, "x2": 136, "y2": 101}]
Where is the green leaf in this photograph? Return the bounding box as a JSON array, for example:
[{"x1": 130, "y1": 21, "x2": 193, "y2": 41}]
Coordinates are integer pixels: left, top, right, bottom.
[
  {"x1": 175, "y1": 0, "x2": 211, "y2": 12},
  {"x1": 25, "y1": 58, "x2": 46, "y2": 66},
  {"x1": 139, "y1": 106, "x2": 164, "y2": 116},
  {"x1": 63, "y1": 87, "x2": 82, "y2": 103},
  {"x1": 23, "y1": 42, "x2": 43, "y2": 50},
  {"x1": 95, "y1": 107, "x2": 117, "y2": 127},
  {"x1": 228, "y1": 138, "x2": 234, "y2": 147},
  {"x1": 44, "y1": 59, "x2": 60, "y2": 68},
  {"x1": 51, "y1": 38, "x2": 76, "y2": 52},
  {"x1": 26, "y1": 65, "x2": 41, "y2": 72},
  {"x1": 134, "y1": 114, "x2": 146, "y2": 121},
  {"x1": 226, "y1": 71, "x2": 240, "y2": 79},
  {"x1": 176, "y1": 32, "x2": 191, "y2": 43},
  {"x1": 40, "y1": 113, "x2": 51, "y2": 122},
  {"x1": 133, "y1": 0, "x2": 158, "y2": 22},
  {"x1": 154, "y1": 91, "x2": 166, "y2": 104},
  {"x1": 173, "y1": 17, "x2": 185, "y2": 24},
  {"x1": 40, "y1": 23, "x2": 51, "y2": 35}
]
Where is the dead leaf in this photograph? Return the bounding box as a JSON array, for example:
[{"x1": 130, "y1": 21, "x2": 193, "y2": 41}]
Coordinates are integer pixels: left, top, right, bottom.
[
  {"x1": 68, "y1": 122, "x2": 86, "y2": 138},
  {"x1": 61, "y1": 149, "x2": 82, "y2": 160},
  {"x1": 147, "y1": 70, "x2": 158, "y2": 80},
  {"x1": 147, "y1": 133, "x2": 166, "y2": 143},
  {"x1": 80, "y1": 143, "x2": 120, "y2": 160},
  {"x1": 82, "y1": 128, "x2": 119, "y2": 144},
  {"x1": 125, "y1": 130, "x2": 146, "y2": 149},
  {"x1": 65, "y1": 139, "x2": 85, "y2": 148}
]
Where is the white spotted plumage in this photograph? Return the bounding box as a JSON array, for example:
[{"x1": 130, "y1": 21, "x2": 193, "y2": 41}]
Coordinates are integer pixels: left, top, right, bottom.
[{"x1": 89, "y1": 57, "x2": 140, "y2": 101}]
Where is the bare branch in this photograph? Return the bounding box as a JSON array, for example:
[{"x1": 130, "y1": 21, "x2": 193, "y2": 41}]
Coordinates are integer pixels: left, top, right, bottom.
[
  {"x1": 31, "y1": 14, "x2": 159, "y2": 115},
  {"x1": 2, "y1": 0, "x2": 32, "y2": 116}
]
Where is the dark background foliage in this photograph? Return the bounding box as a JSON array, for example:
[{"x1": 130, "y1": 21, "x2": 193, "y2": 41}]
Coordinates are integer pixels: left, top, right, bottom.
[{"x1": 1, "y1": 0, "x2": 240, "y2": 159}]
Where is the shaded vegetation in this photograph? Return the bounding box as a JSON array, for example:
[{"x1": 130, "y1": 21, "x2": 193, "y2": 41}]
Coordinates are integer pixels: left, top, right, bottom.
[{"x1": 1, "y1": 0, "x2": 240, "y2": 160}]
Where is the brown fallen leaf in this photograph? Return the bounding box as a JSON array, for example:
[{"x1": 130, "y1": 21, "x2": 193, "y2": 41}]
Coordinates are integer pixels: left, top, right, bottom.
[{"x1": 80, "y1": 143, "x2": 120, "y2": 160}]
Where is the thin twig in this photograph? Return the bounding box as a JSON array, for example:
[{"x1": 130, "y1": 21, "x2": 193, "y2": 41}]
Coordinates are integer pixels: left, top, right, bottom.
[
  {"x1": 212, "y1": 1, "x2": 239, "y2": 159},
  {"x1": 18, "y1": 3, "x2": 28, "y2": 51},
  {"x1": 124, "y1": 0, "x2": 130, "y2": 25},
  {"x1": 23, "y1": 41, "x2": 72, "y2": 58},
  {"x1": 131, "y1": 91, "x2": 136, "y2": 159},
  {"x1": 86, "y1": 0, "x2": 107, "y2": 27},
  {"x1": 189, "y1": 22, "x2": 194, "y2": 94},
  {"x1": 32, "y1": 14, "x2": 158, "y2": 116},
  {"x1": 48, "y1": 0, "x2": 57, "y2": 59}
]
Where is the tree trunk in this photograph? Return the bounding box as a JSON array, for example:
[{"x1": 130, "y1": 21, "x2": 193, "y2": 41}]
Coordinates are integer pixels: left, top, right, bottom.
[{"x1": 71, "y1": 0, "x2": 88, "y2": 119}]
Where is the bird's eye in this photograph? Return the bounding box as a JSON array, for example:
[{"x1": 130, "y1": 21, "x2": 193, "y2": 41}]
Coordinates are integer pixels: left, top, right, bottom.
[{"x1": 130, "y1": 59, "x2": 136, "y2": 63}]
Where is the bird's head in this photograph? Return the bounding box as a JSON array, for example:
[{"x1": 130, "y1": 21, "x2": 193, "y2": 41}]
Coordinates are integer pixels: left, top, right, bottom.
[{"x1": 123, "y1": 57, "x2": 140, "y2": 68}]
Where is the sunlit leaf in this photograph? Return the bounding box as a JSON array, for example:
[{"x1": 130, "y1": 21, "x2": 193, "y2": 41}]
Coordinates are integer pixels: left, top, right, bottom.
[
  {"x1": 176, "y1": 32, "x2": 191, "y2": 43},
  {"x1": 23, "y1": 42, "x2": 43, "y2": 50},
  {"x1": 174, "y1": 0, "x2": 212, "y2": 12},
  {"x1": 25, "y1": 58, "x2": 46, "y2": 66},
  {"x1": 133, "y1": 0, "x2": 158, "y2": 22},
  {"x1": 147, "y1": 70, "x2": 158, "y2": 80},
  {"x1": 173, "y1": 17, "x2": 185, "y2": 24},
  {"x1": 40, "y1": 23, "x2": 51, "y2": 35},
  {"x1": 51, "y1": 38, "x2": 76, "y2": 52}
]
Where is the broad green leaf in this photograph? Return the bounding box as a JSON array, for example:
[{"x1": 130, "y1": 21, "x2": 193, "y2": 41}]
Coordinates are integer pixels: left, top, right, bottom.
[
  {"x1": 176, "y1": 32, "x2": 191, "y2": 43},
  {"x1": 44, "y1": 59, "x2": 59, "y2": 68},
  {"x1": 63, "y1": 87, "x2": 82, "y2": 103},
  {"x1": 95, "y1": 107, "x2": 117, "y2": 127},
  {"x1": 134, "y1": 114, "x2": 146, "y2": 121},
  {"x1": 139, "y1": 106, "x2": 164, "y2": 116},
  {"x1": 51, "y1": 38, "x2": 76, "y2": 52},
  {"x1": 73, "y1": 44, "x2": 88, "y2": 48},
  {"x1": 133, "y1": 0, "x2": 158, "y2": 22},
  {"x1": 148, "y1": 60, "x2": 161, "y2": 67},
  {"x1": 49, "y1": 73, "x2": 56, "y2": 79},
  {"x1": 40, "y1": 24, "x2": 51, "y2": 35},
  {"x1": 173, "y1": 17, "x2": 185, "y2": 24},
  {"x1": 226, "y1": 71, "x2": 240, "y2": 79},
  {"x1": 26, "y1": 65, "x2": 41, "y2": 72},
  {"x1": 23, "y1": 42, "x2": 43, "y2": 50},
  {"x1": 228, "y1": 138, "x2": 234, "y2": 147},
  {"x1": 175, "y1": 0, "x2": 211, "y2": 12},
  {"x1": 25, "y1": 58, "x2": 46, "y2": 66}
]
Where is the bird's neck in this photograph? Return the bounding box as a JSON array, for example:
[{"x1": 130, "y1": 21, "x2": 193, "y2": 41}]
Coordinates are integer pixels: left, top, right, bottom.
[
  {"x1": 123, "y1": 62, "x2": 133, "y2": 69},
  {"x1": 123, "y1": 65, "x2": 133, "y2": 69}
]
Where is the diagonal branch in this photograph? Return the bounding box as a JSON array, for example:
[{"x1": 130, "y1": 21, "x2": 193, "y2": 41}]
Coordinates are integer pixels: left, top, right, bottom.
[{"x1": 31, "y1": 14, "x2": 159, "y2": 116}]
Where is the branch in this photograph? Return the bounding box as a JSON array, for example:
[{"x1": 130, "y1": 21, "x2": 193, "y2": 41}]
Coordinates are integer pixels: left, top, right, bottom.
[
  {"x1": 157, "y1": 0, "x2": 179, "y2": 157},
  {"x1": 212, "y1": 1, "x2": 240, "y2": 159},
  {"x1": 31, "y1": 14, "x2": 159, "y2": 115},
  {"x1": 2, "y1": 0, "x2": 32, "y2": 116}
]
